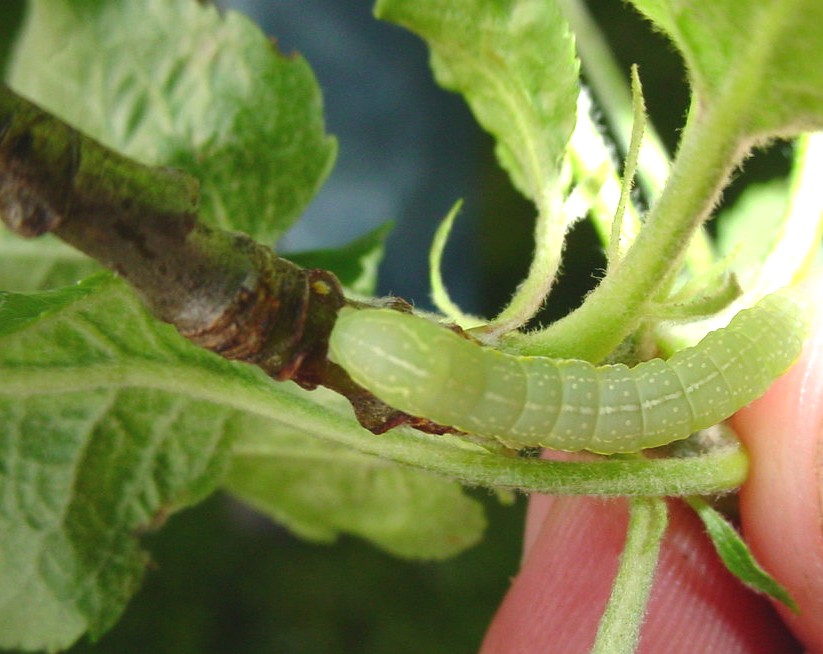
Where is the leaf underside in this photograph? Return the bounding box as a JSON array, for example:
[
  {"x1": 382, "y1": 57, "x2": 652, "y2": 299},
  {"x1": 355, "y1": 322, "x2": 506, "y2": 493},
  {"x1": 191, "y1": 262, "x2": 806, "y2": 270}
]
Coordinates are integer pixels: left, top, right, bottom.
[{"x1": 0, "y1": 274, "x2": 486, "y2": 650}]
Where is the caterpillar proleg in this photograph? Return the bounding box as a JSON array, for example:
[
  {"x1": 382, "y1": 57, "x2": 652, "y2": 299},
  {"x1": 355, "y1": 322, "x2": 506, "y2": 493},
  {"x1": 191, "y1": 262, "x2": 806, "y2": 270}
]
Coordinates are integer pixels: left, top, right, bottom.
[{"x1": 328, "y1": 291, "x2": 809, "y2": 453}]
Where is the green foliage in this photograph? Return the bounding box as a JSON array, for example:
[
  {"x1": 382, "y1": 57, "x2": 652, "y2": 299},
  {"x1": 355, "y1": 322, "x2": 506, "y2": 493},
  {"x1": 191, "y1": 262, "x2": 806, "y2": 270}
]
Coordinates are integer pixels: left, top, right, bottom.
[
  {"x1": 0, "y1": 1, "x2": 24, "y2": 77},
  {"x1": 226, "y1": 416, "x2": 486, "y2": 559},
  {"x1": 8, "y1": 0, "x2": 336, "y2": 243},
  {"x1": 687, "y1": 497, "x2": 797, "y2": 609},
  {"x1": 60, "y1": 494, "x2": 522, "y2": 654},
  {"x1": 0, "y1": 276, "x2": 235, "y2": 649},
  {"x1": 627, "y1": 0, "x2": 823, "y2": 140},
  {"x1": 376, "y1": 0, "x2": 580, "y2": 331},
  {"x1": 285, "y1": 223, "x2": 393, "y2": 296},
  {"x1": 503, "y1": 0, "x2": 823, "y2": 362},
  {"x1": 0, "y1": 275, "x2": 486, "y2": 650},
  {"x1": 715, "y1": 181, "x2": 789, "y2": 284},
  {"x1": 3, "y1": 0, "x2": 823, "y2": 651},
  {"x1": 376, "y1": 0, "x2": 578, "y2": 204},
  {"x1": 592, "y1": 498, "x2": 668, "y2": 654},
  {"x1": 0, "y1": 233, "x2": 101, "y2": 292}
]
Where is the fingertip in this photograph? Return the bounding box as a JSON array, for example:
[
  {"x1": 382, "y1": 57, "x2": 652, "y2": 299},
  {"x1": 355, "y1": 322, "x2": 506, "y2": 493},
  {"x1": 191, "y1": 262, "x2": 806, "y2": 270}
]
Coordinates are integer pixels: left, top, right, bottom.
[
  {"x1": 734, "y1": 280, "x2": 823, "y2": 652},
  {"x1": 482, "y1": 497, "x2": 796, "y2": 653},
  {"x1": 481, "y1": 496, "x2": 632, "y2": 653}
]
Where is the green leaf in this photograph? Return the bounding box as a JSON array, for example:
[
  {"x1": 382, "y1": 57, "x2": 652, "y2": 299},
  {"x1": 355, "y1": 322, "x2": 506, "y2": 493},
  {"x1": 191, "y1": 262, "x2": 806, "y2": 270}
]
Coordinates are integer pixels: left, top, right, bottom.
[
  {"x1": 0, "y1": 276, "x2": 238, "y2": 650},
  {"x1": 0, "y1": 275, "x2": 486, "y2": 649},
  {"x1": 716, "y1": 181, "x2": 789, "y2": 285},
  {"x1": 0, "y1": 280, "x2": 95, "y2": 338},
  {"x1": 606, "y1": 65, "x2": 646, "y2": 269},
  {"x1": 506, "y1": 0, "x2": 823, "y2": 360},
  {"x1": 286, "y1": 223, "x2": 393, "y2": 296},
  {"x1": 0, "y1": 231, "x2": 101, "y2": 291},
  {"x1": 650, "y1": 268, "x2": 741, "y2": 323},
  {"x1": 429, "y1": 200, "x2": 483, "y2": 327},
  {"x1": 687, "y1": 497, "x2": 797, "y2": 611},
  {"x1": 375, "y1": 0, "x2": 578, "y2": 203},
  {"x1": 225, "y1": 414, "x2": 486, "y2": 560},
  {"x1": 375, "y1": 0, "x2": 580, "y2": 333},
  {"x1": 715, "y1": 136, "x2": 823, "y2": 295},
  {"x1": 625, "y1": 0, "x2": 823, "y2": 141},
  {"x1": 7, "y1": 0, "x2": 336, "y2": 243},
  {"x1": 0, "y1": 0, "x2": 24, "y2": 77}
]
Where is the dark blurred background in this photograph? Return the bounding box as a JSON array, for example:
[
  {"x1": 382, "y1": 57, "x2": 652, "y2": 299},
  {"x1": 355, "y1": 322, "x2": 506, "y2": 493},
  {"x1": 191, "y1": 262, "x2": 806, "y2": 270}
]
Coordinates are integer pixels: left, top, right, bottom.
[{"x1": 0, "y1": 1, "x2": 791, "y2": 652}]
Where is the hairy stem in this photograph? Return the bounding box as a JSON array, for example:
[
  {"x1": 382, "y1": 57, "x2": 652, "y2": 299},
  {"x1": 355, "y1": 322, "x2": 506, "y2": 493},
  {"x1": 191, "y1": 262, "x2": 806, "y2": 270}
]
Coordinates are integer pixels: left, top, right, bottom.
[
  {"x1": 591, "y1": 497, "x2": 668, "y2": 654},
  {"x1": 506, "y1": 95, "x2": 748, "y2": 360}
]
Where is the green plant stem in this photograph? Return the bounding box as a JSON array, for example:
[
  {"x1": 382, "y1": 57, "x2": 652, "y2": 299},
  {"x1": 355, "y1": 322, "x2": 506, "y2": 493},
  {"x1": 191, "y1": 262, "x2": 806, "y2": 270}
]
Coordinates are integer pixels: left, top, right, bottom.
[
  {"x1": 1, "y1": 358, "x2": 749, "y2": 496},
  {"x1": 557, "y1": 0, "x2": 715, "y2": 273},
  {"x1": 566, "y1": 93, "x2": 643, "y2": 255},
  {"x1": 486, "y1": 189, "x2": 567, "y2": 335},
  {"x1": 653, "y1": 135, "x2": 823, "y2": 354},
  {"x1": 506, "y1": 95, "x2": 747, "y2": 361},
  {"x1": 591, "y1": 497, "x2": 668, "y2": 654},
  {"x1": 0, "y1": 82, "x2": 251, "y2": 333},
  {"x1": 557, "y1": 0, "x2": 670, "y2": 198},
  {"x1": 607, "y1": 65, "x2": 645, "y2": 268}
]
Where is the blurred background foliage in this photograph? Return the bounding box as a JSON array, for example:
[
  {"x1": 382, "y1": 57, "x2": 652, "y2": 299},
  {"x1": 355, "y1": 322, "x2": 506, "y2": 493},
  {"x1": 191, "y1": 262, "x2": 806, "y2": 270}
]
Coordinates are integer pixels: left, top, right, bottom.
[{"x1": 0, "y1": 0, "x2": 792, "y2": 652}]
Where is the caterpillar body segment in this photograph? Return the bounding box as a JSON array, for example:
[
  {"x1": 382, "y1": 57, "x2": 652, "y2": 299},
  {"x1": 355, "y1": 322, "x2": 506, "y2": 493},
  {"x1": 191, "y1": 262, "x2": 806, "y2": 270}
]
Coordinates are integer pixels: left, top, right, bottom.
[{"x1": 328, "y1": 291, "x2": 808, "y2": 453}]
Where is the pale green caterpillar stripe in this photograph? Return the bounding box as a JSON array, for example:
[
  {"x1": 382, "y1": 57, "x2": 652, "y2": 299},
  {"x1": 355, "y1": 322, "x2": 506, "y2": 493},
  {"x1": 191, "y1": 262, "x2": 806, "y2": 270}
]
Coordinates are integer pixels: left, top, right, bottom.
[{"x1": 329, "y1": 291, "x2": 809, "y2": 453}]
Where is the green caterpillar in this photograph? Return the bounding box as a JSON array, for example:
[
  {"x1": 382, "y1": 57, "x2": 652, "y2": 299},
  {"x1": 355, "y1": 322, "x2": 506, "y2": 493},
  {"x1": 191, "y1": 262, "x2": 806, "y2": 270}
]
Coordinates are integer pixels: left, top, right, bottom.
[{"x1": 328, "y1": 291, "x2": 809, "y2": 453}]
